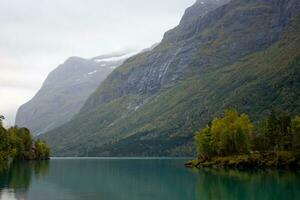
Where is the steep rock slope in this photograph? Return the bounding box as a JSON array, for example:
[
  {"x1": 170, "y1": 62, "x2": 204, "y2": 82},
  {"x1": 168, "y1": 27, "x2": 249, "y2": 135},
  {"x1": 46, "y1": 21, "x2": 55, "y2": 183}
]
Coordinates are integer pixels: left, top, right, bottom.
[
  {"x1": 41, "y1": 0, "x2": 300, "y2": 156},
  {"x1": 15, "y1": 53, "x2": 132, "y2": 135}
]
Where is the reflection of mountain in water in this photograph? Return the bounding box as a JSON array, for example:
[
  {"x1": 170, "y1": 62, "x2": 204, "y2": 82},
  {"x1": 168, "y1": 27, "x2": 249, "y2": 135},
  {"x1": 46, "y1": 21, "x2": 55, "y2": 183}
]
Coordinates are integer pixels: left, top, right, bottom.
[
  {"x1": 0, "y1": 161, "x2": 49, "y2": 200},
  {"x1": 27, "y1": 159, "x2": 196, "y2": 200},
  {"x1": 1, "y1": 159, "x2": 300, "y2": 200}
]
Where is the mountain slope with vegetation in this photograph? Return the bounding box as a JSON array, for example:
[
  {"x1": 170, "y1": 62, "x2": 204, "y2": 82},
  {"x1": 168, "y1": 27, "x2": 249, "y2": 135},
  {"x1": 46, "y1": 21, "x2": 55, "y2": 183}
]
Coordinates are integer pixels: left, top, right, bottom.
[
  {"x1": 15, "y1": 53, "x2": 131, "y2": 136},
  {"x1": 41, "y1": 0, "x2": 300, "y2": 156}
]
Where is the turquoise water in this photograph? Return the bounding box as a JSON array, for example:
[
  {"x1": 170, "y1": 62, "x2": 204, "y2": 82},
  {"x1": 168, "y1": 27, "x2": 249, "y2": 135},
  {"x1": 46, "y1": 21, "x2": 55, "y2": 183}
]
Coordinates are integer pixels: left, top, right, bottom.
[{"x1": 0, "y1": 158, "x2": 299, "y2": 200}]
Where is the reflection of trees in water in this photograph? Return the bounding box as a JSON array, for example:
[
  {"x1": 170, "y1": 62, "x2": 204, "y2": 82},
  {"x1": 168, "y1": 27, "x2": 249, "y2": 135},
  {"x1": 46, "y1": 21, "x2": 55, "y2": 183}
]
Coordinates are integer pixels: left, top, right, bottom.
[
  {"x1": 0, "y1": 161, "x2": 9, "y2": 172},
  {"x1": 0, "y1": 161, "x2": 49, "y2": 195},
  {"x1": 194, "y1": 169, "x2": 300, "y2": 200}
]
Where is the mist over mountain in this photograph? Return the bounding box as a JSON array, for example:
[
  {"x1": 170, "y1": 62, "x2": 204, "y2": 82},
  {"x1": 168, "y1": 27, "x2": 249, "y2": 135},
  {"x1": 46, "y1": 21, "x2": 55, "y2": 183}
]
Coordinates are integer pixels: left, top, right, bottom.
[
  {"x1": 15, "y1": 52, "x2": 136, "y2": 136},
  {"x1": 40, "y1": 0, "x2": 300, "y2": 156}
]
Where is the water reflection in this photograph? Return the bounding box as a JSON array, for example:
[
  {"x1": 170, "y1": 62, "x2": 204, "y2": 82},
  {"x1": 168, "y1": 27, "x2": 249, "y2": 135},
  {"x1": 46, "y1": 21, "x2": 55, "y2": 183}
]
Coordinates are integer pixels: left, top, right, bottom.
[
  {"x1": 0, "y1": 161, "x2": 49, "y2": 199},
  {"x1": 194, "y1": 168, "x2": 300, "y2": 200},
  {"x1": 35, "y1": 158, "x2": 196, "y2": 200},
  {"x1": 0, "y1": 159, "x2": 300, "y2": 200}
]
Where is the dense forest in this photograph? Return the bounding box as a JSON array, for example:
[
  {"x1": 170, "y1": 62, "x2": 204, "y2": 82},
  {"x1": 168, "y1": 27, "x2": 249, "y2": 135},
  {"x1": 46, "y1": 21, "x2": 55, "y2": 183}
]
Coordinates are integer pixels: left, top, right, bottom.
[
  {"x1": 187, "y1": 109, "x2": 300, "y2": 168},
  {"x1": 0, "y1": 115, "x2": 50, "y2": 166}
]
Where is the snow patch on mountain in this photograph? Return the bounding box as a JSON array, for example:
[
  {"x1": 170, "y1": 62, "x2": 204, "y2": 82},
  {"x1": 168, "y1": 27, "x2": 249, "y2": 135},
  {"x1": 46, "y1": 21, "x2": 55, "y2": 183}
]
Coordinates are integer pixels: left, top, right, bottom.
[
  {"x1": 94, "y1": 51, "x2": 139, "y2": 63},
  {"x1": 87, "y1": 70, "x2": 98, "y2": 75}
]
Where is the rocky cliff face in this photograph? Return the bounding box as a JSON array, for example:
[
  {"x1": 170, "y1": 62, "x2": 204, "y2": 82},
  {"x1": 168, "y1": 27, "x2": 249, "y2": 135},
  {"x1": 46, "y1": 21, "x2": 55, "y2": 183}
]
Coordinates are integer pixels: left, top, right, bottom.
[
  {"x1": 86, "y1": 0, "x2": 299, "y2": 105},
  {"x1": 41, "y1": 0, "x2": 300, "y2": 156},
  {"x1": 84, "y1": 0, "x2": 230, "y2": 107},
  {"x1": 15, "y1": 53, "x2": 132, "y2": 135}
]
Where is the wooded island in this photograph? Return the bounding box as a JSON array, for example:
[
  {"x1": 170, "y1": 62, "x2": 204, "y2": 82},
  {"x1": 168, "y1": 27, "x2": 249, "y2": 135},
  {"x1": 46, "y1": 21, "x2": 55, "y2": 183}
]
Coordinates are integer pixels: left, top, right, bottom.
[{"x1": 186, "y1": 109, "x2": 300, "y2": 169}]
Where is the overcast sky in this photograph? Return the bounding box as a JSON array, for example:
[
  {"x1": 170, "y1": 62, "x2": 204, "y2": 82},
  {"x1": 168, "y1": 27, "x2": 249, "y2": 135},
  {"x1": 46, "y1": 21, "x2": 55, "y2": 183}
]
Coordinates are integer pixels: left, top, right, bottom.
[{"x1": 0, "y1": 0, "x2": 196, "y2": 126}]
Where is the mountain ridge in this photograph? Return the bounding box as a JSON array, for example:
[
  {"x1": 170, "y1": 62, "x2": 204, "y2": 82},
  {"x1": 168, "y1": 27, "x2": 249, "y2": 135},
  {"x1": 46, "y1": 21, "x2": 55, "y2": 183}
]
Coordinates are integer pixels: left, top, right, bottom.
[
  {"x1": 15, "y1": 53, "x2": 134, "y2": 135},
  {"x1": 40, "y1": 0, "x2": 300, "y2": 156}
]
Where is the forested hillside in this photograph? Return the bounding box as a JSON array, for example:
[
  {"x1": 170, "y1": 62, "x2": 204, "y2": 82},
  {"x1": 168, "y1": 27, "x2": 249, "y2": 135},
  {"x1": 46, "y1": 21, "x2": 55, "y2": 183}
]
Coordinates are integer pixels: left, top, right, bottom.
[{"x1": 41, "y1": 0, "x2": 300, "y2": 157}]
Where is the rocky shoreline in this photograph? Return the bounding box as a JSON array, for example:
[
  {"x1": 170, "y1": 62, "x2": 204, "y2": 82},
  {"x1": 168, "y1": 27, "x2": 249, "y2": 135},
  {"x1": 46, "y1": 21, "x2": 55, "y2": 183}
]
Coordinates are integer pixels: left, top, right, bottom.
[{"x1": 185, "y1": 151, "x2": 300, "y2": 169}]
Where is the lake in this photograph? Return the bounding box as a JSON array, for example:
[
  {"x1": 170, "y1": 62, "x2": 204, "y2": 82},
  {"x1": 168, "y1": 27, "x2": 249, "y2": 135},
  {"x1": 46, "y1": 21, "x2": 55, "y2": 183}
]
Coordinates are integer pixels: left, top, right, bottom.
[{"x1": 0, "y1": 158, "x2": 299, "y2": 200}]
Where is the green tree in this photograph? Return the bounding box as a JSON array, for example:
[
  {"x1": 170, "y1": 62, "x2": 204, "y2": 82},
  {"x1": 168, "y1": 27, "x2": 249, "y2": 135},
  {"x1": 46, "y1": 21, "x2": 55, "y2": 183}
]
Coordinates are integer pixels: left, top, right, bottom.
[
  {"x1": 34, "y1": 140, "x2": 50, "y2": 160},
  {"x1": 0, "y1": 116, "x2": 16, "y2": 162},
  {"x1": 210, "y1": 110, "x2": 253, "y2": 156},
  {"x1": 194, "y1": 109, "x2": 254, "y2": 158},
  {"x1": 254, "y1": 118, "x2": 270, "y2": 151},
  {"x1": 0, "y1": 126, "x2": 10, "y2": 162},
  {"x1": 194, "y1": 125, "x2": 213, "y2": 159},
  {"x1": 257, "y1": 110, "x2": 293, "y2": 151},
  {"x1": 291, "y1": 116, "x2": 300, "y2": 151},
  {"x1": 0, "y1": 115, "x2": 4, "y2": 126}
]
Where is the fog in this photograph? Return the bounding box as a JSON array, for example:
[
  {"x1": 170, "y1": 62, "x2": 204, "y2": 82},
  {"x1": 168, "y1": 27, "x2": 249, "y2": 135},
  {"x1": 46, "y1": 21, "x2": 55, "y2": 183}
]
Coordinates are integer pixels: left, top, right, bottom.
[{"x1": 0, "y1": 0, "x2": 196, "y2": 126}]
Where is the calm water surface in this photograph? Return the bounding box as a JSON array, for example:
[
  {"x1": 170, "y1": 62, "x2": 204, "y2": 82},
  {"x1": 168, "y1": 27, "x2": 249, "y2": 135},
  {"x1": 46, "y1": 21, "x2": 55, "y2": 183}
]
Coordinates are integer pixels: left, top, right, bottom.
[{"x1": 0, "y1": 158, "x2": 300, "y2": 200}]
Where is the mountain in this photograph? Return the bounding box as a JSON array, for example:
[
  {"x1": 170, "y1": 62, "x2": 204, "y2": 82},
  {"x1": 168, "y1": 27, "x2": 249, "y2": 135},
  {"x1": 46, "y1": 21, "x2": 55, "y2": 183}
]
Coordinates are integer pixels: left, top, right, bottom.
[
  {"x1": 41, "y1": 0, "x2": 300, "y2": 156},
  {"x1": 15, "y1": 52, "x2": 135, "y2": 136}
]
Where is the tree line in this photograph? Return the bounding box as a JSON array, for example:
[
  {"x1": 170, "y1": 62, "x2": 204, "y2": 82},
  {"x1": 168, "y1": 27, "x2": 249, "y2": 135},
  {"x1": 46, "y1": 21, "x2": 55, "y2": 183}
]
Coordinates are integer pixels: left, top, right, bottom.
[
  {"x1": 194, "y1": 109, "x2": 300, "y2": 159},
  {"x1": 0, "y1": 115, "x2": 50, "y2": 164}
]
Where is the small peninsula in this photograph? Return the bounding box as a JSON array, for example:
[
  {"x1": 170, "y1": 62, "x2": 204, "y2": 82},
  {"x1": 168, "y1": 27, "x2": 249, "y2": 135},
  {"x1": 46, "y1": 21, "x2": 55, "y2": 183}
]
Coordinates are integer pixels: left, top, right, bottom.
[
  {"x1": 0, "y1": 115, "x2": 50, "y2": 169},
  {"x1": 186, "y1": 109, "x2": 300, "y2": 169}
]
